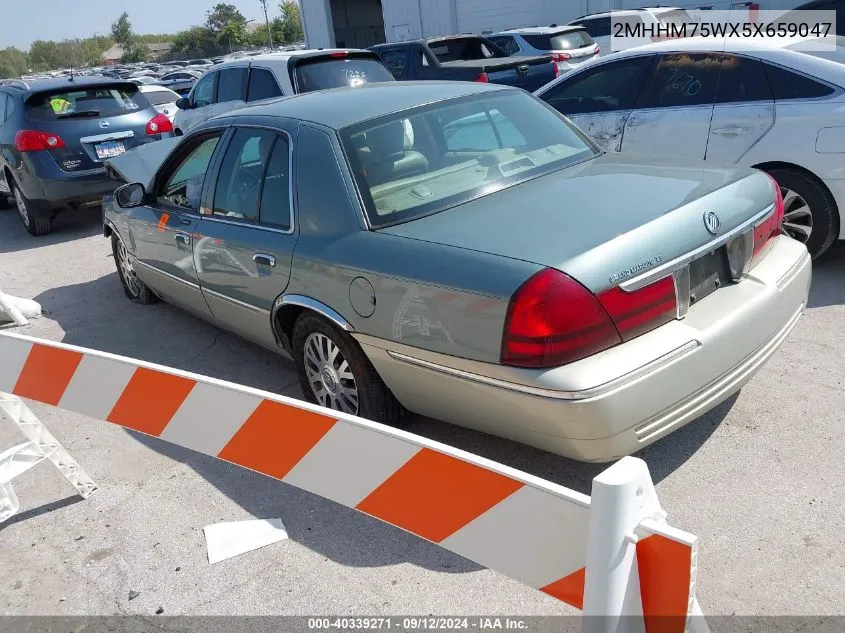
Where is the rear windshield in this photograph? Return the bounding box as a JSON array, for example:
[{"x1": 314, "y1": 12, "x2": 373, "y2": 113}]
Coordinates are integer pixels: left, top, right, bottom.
[
  {"x1": 143, "y1": 90, "x2": 177, "y2": 106},
  {"x1": 340, "y1": 91, "x2": 597, "y2": 228},
  {"x1": 523, "y1": 30, "x2": 596, "y2": 51},
  {"x1": 293, "y1": 56, "x2": 395, "y2": 93},
  {"x1": 26, "y1": 84, "x2": 149, "y2": 120},
  {"x1": 428, "y1": 38, "x2": 503, "y2": 62}
]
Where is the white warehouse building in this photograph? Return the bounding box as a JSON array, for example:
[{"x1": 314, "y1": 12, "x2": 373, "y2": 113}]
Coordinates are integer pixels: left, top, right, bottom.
[{"x1": 300, "y1": 0, "x2": 810, "y2": 49}]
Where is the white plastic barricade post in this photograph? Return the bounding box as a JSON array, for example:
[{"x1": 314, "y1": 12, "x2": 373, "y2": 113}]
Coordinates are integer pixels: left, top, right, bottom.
[
  {"x1": 0, "y1": 331, "x2": 708, "y2": 633},
  {"x1": 0, "y1": 392, "x2": 98, "y2": 522},
  {"x1": 0, "y1": 290, "x2": 31, "y2": 326}
]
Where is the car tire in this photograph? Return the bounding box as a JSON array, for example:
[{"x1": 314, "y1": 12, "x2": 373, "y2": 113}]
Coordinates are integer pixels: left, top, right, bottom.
[
  {"x1": 111, "y1": 233, "x2": 158, "y2": 304},
  {"x1": 292, "y1": 312, "x2": 403, "y2": 424},
  {"x1": 0, "y1": 194, "x2": 11, "y2": 210},
  {"x1": 12, "y1": 183, "x2": 51, "y2": 236},
  {"x1": 765, "y1": 167, "x2": 839, "y2": 259}
]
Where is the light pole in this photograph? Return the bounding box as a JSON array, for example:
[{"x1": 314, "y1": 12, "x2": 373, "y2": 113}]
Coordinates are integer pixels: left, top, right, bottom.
[{"x1": 259, "y1": 0, "x2": 274, "y2": 49}]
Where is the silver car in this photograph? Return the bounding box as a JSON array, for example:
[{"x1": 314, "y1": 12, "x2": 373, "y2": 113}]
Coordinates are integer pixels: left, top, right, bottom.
[
  {"x1": 104, "y1": 82, "x2": 810, "y2": 462},
  {"x1": 489, "y1": 26, "x2": 600, "y2": 74}
]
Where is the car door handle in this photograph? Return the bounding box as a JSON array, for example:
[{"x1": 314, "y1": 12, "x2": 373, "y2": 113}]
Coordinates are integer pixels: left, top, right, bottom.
[
  {"x1": 174, "y1": 233, "x2": 191, "y2": 245},
  {"x1": 253, "y1": 253, "x2": 276, "y2": 267},
  {"x1": 711, "y1": 126, "x2": 748, "y2": 136}
]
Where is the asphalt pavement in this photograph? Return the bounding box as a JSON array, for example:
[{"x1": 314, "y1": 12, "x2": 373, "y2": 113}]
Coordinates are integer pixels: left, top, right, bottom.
[{"x1": 0, "y1": 206, "x2": 843, "y2": 617}]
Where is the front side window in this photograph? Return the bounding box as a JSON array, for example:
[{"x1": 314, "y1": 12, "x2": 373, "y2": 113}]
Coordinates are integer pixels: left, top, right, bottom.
[
  {"x1": 539, "y1": 56, "x2": 653, "y2": 115},
  {"x1": 192, "y1": 73, "x2": 217, "y2": 107},
  {"x1": 213, "y1": 128, "x2": 276, "y2": 221},
  {"x1": 158, "y1": 135, "x2": 221, "y2": 210},
  {"x1": 638, "y1": 53, "x2": 720, "y2": 109},
  {"x1": 341, "y1": 91, "x2": 597, "y2": 228}
]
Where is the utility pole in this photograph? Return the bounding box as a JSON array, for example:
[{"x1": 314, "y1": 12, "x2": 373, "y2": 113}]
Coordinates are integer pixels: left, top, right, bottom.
[{"x1": 259, "y1": 0, "x2": 274, "y2": 49}]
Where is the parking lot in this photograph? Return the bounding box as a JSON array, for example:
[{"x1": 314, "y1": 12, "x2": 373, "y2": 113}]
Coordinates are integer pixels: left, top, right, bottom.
[{"x1": 1, "y1": 205, "x2": 843, "y2": 616}]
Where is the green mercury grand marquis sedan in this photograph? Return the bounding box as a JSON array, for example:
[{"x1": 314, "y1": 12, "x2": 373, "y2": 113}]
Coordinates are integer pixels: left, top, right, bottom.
[{"x1": 103, "y1": 81, "x2": 811, "y2": 462}]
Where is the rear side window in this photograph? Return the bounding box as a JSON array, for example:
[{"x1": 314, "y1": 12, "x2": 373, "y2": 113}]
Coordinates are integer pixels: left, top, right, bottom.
[
  {"x1": 247, "y1": 68, "x2": 283, "y2": 101},
  {"x1": 489, "y1": 36, "x2": 521, "y2": 55},
  {"x1": 524, "y1": 30, "x2": 595, "y2": 51},
  {"x1": 379, "y1": 49, "x2": 409, "y2": 80},
  {"x1": 638, "y1": 53, "x2": 720, "y2": 108},
  {"x1": 144, "y1": 90, "x2": 177, "y2": 106},
  {"x1": 763, "y1": 63, "x2": 835, "y2": 100},
  {"x1": 25, "y1": 84, "x2": 149, "y2": 120},
  {"x1": 293, "y1": 56, "x2": 395, "y2": 93},
  {"x1": 217, "y1": 67, "x2": 247, "y2": 103},
  {"x1": 213, "y1": 128, "x2": 276, "y2": 221},
  {"x1": 258, "y1": 135, "x2": 291, "y2": 229},
  {"x1": 575, "y1": 17, "x2": 612, "y2": 37},
  {"x1": 540, "y1": 56, "x2": 653, "y2": 114},
  {"x1": 715, "y1": 55, "x2": 773, "y2": 104}
]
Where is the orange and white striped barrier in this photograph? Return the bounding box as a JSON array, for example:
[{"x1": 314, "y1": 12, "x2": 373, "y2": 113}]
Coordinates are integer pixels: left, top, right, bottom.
[{"x1": 0, "y1": 330, "x2": 708, "y2": 633}]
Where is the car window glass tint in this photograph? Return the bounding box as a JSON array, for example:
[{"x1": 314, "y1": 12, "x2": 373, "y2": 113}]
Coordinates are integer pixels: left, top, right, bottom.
[
  {"x1": 259, "y1": 135, "x2": 291, "y2": 229},
  {"x1": 0, "y1": 95, "x2": 6, "y2": 124},
  {"x1": 159, "y1": 136, "x2": 220, "y2": 210},
  {"x1": 25, "y1": 85, "x2": 148, "y2": 120},
  {"x1": 213, "y1": 128, "x2": 276, "y2": 221},
  {"x1": 247, "y1": 68, "x2": 283, "y2": 101},
  {"x1": 380, "y1": 50, "x2": 409, "y2": 79},
  {"x1": 217, "y1": 68, "x2": 247, "y2": 103},
  {"x1": 193, "y1": 73, "x2": 216, "y2": 107},
  {"x1": 715, "y1": 55, "x2": 772, "y2": 103},
  {"x1": 6, "y1": 94, "x2": 15, "y2": 122},
  {"x1": 639, "y1": 53, "x2": 720, "y2": 108},
  {"x1": 491, "y1": 37, "x2": 520, "y2": 54},
  {"x1": 763, "y1": 62, "x2": 835, "y2": 100},
  {"x1": 539, "y1": 56, "x2": 653, "y2": 114},
  {"x1": 581, "y1": 17, "x2": 612, "y2": 37},
  {"x1": 443, "y1": 109, "x2": 527, "y2": 152},
  {"x1": 293, "y1": 57, "x2": 395, "y2": 93}
]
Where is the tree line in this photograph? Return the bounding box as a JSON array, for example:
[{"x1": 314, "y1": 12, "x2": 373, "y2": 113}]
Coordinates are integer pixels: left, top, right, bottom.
[{"x1": 0, "y1": 1, "x2": 304, "y2": 78}]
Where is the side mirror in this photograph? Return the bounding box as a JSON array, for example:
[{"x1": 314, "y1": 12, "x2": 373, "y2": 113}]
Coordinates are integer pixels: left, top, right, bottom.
[
  {"x1": 176, "y1": 97, "x2": 191, "y2": 110},
  {"x1": 115, "y1": 182, "x2": 146, "y2": 208}
]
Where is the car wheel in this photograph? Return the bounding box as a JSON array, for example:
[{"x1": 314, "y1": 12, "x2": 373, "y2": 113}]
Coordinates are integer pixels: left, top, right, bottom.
[
  {"x1": 12, "y1": 183, "x2": 51, "y2": 236},
  {"x1": 765, "y1": 167, "x2": 839, "y2": 259},
  {"x1": 111, "y1": 233, "x2": 157, "y2": 304},
  {"x1": 292, "y1": 312, "x2": 403, "y2": 424}
]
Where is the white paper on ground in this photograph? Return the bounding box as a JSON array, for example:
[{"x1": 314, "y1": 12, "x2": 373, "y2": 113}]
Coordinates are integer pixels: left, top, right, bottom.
[{"x1": 203, "y1": 518, "x2": 288, "y2": 564}]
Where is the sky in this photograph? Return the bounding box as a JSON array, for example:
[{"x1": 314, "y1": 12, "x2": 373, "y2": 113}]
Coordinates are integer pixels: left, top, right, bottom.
[{"x1": 1, "y1": 0, "x2": 278, "y2": 50}]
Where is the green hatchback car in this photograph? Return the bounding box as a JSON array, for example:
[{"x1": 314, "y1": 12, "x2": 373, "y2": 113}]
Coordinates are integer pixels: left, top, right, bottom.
[{"x1": 104, "y1": 81, "x2": 811, "y2": 462}]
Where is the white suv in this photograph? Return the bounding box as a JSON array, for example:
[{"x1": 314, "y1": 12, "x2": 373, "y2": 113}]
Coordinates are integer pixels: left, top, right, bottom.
[
  {"x1": 567, "y1": 7, "x2": 693, "y2": 56},
  {"x1": 173, "y1": 49, "x2": 394, "y2": 135}
]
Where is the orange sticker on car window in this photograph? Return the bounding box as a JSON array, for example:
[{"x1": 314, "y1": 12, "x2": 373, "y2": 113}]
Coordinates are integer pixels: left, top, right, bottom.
[{"x1": 157, "y1": 213, "x2": 170, "y2": 232}]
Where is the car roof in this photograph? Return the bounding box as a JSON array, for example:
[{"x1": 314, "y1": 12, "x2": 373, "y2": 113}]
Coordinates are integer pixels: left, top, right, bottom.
[
  {"x1": 225, "y1": 81, "x2": 510, "y2": 129},
  {"x1": 613, "y1": 34, "x2": 836, "y2": 55},
  {"x1": 217, "y1": 48, "x2": 376, "y2": 67},
  {"x1": 575, "y1": 6, "x2": 684, "y2": 19},
  {"x1": 495, "y1": 25, "x2": 585, "y2": 35},
  {"x1": 3, "y1": 75, "x2": 136, "y2": 95}
]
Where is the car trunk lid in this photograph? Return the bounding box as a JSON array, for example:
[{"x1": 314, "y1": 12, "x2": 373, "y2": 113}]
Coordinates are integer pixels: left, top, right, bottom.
[{"x1": 381, "y1": 152, "x2": 775, "y2": 293}]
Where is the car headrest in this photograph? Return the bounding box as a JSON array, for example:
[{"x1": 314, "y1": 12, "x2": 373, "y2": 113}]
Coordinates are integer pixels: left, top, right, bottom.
[{"x1": 366, "y1": 121, "x2": 406, "y2": 161}]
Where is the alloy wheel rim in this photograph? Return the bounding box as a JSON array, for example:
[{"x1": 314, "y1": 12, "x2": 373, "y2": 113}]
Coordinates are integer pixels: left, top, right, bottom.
[
  {"x1": 303, "y1": 332, "x2": 359, "y2": 415},
  {"x1": 14, "y1": 188, "x2": 29, "y2": 228},
  {"x1": 116, "y1": 238, "x2": 141, "y2": 297},
  {"x1": 780, "y1": 187, "x2": 813, "y2": 244}
]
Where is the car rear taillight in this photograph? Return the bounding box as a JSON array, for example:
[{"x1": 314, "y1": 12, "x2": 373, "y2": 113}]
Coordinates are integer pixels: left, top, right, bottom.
[
  {"x1": 330, "y1": 51, "x2": 349, "y2": 58},
  {"x1": 597, "y1": 276, "x2": 677, "y2": 342},
  {"x1": 146, "y1": 112, "x2": 173, "y2": 135},
  {"x1": 550, "y1": 52, "x2": 571, "y2": 62},
  {"x1": 15, "y1": 130, "x2": 65, "y2": 152},
  {"x1": 752, "y1": 174, "x2": 785, "y2": 258},
  {"x1": 501, "y1": 268, "x2": 622, "y2": 368},
  {"x1": 474, "y1": 72, "x2": 490, "y2": 83}
]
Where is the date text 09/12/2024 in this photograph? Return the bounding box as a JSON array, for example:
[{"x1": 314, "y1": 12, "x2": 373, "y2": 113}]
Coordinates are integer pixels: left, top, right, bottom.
[{"x1": 307, "y1": 617, "x2": 529, "y2": 630}]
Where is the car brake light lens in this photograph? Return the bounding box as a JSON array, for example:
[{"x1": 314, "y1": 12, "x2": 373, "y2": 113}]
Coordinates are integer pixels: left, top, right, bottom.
[
  {"x1": 597, "y1": 276, "x2": 678, "y2": 342},
  {"x1": 550, "y1": 52, "x2": 571, "y2": 62},
  {"x1": 501, "y1": 268, "x2": 622, "y2": 368},
  {"x1": 752, "y1": 174, "x2": 785, "y2": 258},
  {"x1": 15, "y1": 130, "x2": 66, "y2": 152},
  {"x1": 146, "y1": 113, "x2": 173, "y2": 135},
  {"x1": 475, "y1": 72, "x2": 490, "y2": 83},
  {"x1": 330, "y1": 51, "x2": 349, "y2": 58}
]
